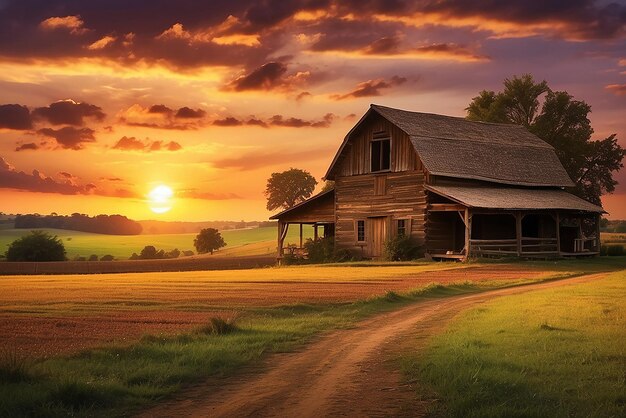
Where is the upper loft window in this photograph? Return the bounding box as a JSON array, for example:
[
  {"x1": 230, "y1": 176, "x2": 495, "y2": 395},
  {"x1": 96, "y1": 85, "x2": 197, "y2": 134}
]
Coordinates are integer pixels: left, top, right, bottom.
[{"x1": 371, "y1": 136, "x2": 390, "y2": 173}]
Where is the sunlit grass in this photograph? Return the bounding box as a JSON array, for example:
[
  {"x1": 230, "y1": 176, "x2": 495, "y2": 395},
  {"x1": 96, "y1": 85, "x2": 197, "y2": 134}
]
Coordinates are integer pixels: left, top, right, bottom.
[{"x1": 403, "y1": 269, "x2": 626, "y2": 418}]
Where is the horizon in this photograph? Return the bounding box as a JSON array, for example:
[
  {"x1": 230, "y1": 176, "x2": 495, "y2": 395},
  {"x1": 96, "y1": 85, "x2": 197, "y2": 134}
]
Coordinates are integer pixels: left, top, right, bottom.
[{"x1": 1, "y1": 1, "x2": 625, "y2": 220}]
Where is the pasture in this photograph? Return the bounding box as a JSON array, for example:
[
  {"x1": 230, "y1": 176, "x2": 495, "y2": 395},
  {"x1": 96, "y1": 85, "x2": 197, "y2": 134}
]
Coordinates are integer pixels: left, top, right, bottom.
[
  {"x1": 404, "y1": 268, "x2": 626, "y2": 417},
  {"x1": 1, "y1": 258, "x2": 625, "y2": 417},
  {"x1": 0, "y1": 225, "x2": 313, "y2": 259}
]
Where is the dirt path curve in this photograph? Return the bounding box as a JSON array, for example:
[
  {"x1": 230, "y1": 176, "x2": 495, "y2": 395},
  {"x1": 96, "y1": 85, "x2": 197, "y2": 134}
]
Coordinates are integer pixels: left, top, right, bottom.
[{"x1": 139, "y1": 273, "x2": 607, "y2": 418}]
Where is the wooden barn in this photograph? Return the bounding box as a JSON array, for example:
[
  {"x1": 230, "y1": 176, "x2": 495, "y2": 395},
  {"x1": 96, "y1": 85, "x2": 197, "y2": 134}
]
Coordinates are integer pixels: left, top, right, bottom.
[{"x1": 271, "y1": 104, "x2": 604, "y2": 261}]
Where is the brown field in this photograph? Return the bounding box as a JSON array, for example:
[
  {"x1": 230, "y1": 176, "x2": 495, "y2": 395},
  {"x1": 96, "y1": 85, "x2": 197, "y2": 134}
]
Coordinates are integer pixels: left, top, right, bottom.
[{"x1": 0, "y1": 262, "x2": 592, "y2": 358}]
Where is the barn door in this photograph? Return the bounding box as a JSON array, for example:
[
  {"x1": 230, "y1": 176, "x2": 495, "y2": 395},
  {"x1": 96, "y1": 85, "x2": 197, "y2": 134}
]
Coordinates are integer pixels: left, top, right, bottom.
[{"x1": 367, "y1": 217, "x2": 387, "y2": 258}]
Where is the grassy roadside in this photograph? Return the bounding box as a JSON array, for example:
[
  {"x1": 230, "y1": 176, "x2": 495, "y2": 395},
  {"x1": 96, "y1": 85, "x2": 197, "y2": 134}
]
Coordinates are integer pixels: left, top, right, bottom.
[
  {"x1": 401, "y1": 268, "x2": 626, "y2": 418},
  {"x1": 1, "y1": 258, "x2": 624, "y2": 417}
]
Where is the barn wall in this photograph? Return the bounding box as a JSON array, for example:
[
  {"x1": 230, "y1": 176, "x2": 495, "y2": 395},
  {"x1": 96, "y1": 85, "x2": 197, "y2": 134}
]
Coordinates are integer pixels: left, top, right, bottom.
[{"x1": 336, "y1": 114, "x2": 419, "y2": 177}]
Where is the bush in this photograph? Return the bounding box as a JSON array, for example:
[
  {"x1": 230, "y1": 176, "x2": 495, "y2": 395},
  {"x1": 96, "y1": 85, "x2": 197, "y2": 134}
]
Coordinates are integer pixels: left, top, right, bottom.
[
  {"x1": 383, "y1": 235, "x2": 420, "y2": 261},
  {"x1": 88, "y1": 254, "x2": 98, "y2": 262},
  {"x1": 182, "y1": 250, "x2": 194, "y2": 257},
  {"x1": 601, "y1": 244, "x2": 625, "y2": 256},
  {"x1": 165, "y1": 248, "x2": 180, "y2": 259},
  {"x1": 74, "y1": 256, "x2": 86, "y2": 262},
  {"x1": 304, "y1": 236, "x2": 335, "y2": 263},
  {"x1": 100, "y1": 255, "x2": 114, "y2": 261},
  {"x1": 5, "y1": 231, "x2": 66, "y2": 261},
  {"x1": 195, "y1": 316, "x2": 238, "y2": 335}
]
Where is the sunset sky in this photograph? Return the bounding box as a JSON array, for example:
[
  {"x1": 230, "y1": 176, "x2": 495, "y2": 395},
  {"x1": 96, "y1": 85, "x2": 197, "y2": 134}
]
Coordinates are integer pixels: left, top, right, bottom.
[{"x1": 1, "y1": 0, "x2": 625, "y2": 221}]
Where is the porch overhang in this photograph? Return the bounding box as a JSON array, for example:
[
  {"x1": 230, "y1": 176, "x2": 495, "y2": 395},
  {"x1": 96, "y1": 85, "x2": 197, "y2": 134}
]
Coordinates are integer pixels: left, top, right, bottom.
[{"x1": 269, "y1": 189, "x2": 335, "y2": 223}]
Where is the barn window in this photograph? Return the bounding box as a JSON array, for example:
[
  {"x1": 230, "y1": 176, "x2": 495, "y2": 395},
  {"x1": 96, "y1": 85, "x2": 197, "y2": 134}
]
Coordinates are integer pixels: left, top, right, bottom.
[
  {"x1": 371, "y1": 138, "x2": 390, "y2": 172},
  {"x1": 397, "y1": 219, "x2": 407, "y2": 237},
  {"x1": 356, "y1": 220, "x2": 366, "y2": 242}
]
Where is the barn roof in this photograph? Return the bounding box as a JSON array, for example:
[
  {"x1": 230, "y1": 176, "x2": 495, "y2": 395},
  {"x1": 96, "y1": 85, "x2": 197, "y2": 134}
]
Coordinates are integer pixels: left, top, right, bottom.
[
  {"x1": 325, "y1": 104, "x2": 574, "y2": 187},
  {"x1": 425, "y1": 185, "x2": 605, "y2": 213}
]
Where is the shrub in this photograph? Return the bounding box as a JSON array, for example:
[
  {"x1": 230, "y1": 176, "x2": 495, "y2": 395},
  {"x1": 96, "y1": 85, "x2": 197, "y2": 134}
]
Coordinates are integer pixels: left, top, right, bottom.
[
  {"x1": 5, "y1": 231, "x2": 66, "y2": 261},
  {"x1": 139, "y1": 245, "x2": 159, "y2": 259},
  {"x1": 88, "y1": 254, "x2": 98, "y2": 262},
  {"x1": 100, "y1": 254, "x2": 114, "y2": 261},
  {"x1": 0, "y1": 350, "x2": 32, "y2": 383},
  {"x1": 182, "y1": 250, "x2": 194, "y2": 257},
  {"x1": 602, "y1": 244, "x2": 625, "y2": 256},
  {"x1": 304, "y1": 236, "x2": 335, "y2": 263},
  {"x1": 166, "y1": 248, "x2": 180, "y2": 259},
  {"x1": 195, "y1": 316, "x2": 238, "y2": 335},
  {"x1": 383, "y1": 235, "x2": 420, "y2": 261}
]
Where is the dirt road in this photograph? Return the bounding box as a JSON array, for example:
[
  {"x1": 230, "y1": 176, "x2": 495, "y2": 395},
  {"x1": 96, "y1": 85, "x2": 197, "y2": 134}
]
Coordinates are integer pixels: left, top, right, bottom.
[{"x1": 139, "y1": 273, "x2": 606, "y2": 418}]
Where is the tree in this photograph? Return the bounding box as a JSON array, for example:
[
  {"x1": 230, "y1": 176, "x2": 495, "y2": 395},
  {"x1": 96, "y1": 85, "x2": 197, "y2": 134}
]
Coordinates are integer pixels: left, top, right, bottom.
[
  {"x1": 265, "y1": 168, "x2": 317, "y2": 211},
  {"x1": 194, "y1": 228, "x2": 226, "y2": 254},
  {"x1": 466, "y1": 74, "x2": 625, "y2": 205},
  {"x1": 6, "y1": 231, "x2": 66, "y2": 261}
]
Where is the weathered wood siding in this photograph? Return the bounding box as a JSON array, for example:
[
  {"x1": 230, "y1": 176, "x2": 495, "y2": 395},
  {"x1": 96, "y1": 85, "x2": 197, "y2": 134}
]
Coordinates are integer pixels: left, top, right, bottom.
[
  {"x1": 333, "y1": 114, "x2": 426, "y2": 256},
  {"x1": 336, "y1": 114, "x2": 418, "y2": 177}
]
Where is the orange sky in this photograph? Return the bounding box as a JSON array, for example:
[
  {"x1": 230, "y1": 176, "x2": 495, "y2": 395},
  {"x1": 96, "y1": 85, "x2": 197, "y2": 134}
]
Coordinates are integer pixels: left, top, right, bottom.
[{"x1": 0, "y1": 1, "x2": 625, "y2": 221}]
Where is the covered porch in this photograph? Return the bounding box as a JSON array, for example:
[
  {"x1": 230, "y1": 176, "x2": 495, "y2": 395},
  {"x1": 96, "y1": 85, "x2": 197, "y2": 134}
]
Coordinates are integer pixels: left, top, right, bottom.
[
  {"x1": 425, "y1": 185, "x2": 605, "y2": 260},
  {"x1": 269, "y1": 189, "x2": 335, "y2": 262}
]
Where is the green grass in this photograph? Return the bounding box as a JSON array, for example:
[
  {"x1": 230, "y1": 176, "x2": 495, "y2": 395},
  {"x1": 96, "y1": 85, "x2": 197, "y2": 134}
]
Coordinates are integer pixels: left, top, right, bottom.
[
  {"x1": 0, "y1": 282, "x2": 482, "y2": 418},
  {"x1": 402, "y1": 270, "x2": 626, "y2": 418},
  {"x1": 0, "y1": 226, "x2": 313, "y2": 259}
]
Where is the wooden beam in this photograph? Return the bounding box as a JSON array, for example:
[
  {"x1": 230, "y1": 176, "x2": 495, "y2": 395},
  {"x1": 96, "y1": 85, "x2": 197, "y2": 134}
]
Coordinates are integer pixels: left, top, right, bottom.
[
  {"x1": 314, "y1": 224, "x2": 319, "y2": 241},
  {"x1": 299, "y1": 223, "x2": 303, "y2": 248},
  {"x1": 464, "y1": 208, "x2": 470, "y2": 259},
  {"x1": 596, "y1": 213, "x2": 601, "y2": 252},
  {"x1": 429, "y1": 203, "x2": 466, "y2": 212}
]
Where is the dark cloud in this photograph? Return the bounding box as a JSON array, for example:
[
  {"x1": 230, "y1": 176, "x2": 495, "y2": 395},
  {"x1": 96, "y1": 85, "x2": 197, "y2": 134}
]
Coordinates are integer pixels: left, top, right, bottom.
[
  {"x1": 37, "y1": 126, "x2": 96, "y2": 150},
  {"x1": 32, "y1": 100, "x2": 105, "y2": 126},
  {"x1": 330, "y1": 76, "x2": 406, "y2": 100},
  {"x1": 362, "y1": 35, "x2": 402, "y2": 55},
  {"x1": 0, "y1": 104, "x2": 33, "y2": 130},
  {"x1": 0, "y1": 155, "x2": 136, "y2": 198},
  {"x1": 213, "y1": 116, "x2": 244, "y2": 126},
  {"x1": 246, "y1": 118, "x2": 268, "y2": 127},
  {"x1": 112, "y1": 135, "x2": 182, "y2": 152},
  {"x1": 15, "y1": 142, "x2": 39, "y2": 151},
  {"x1": 229, "y1": 61, "x2": 288, "y2": 91},
  {"x1": 269, "y1": 112, "x2": 335, "y2": 128},
  {"x1": 175, "y1": 106, "x2": 206, "y2": 118},
  {"x1": 295, "y1": 91, "x2": 312, "y2": 101},
  {"x1": 148, "y1": 104, "x2": 174, "y2": 114}
]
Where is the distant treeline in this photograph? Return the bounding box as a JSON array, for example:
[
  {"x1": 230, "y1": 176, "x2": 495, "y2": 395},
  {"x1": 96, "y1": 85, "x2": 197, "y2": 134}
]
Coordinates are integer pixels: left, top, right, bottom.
[
  {"x1": 14, "y1": 214, "x2": 142, "y2": 235},
  {"x1": 138, "y1": 220, "x2": 276, "y2": 234}
]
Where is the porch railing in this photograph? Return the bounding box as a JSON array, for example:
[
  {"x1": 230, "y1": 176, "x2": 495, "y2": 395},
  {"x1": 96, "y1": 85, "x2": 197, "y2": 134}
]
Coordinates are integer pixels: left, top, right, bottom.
[{"x1": 470, "y1": 237, "x2": 559, "y2": 256}]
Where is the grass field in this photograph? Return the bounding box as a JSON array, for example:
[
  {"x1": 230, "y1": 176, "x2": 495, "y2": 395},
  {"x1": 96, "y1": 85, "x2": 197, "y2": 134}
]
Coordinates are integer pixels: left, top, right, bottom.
[
  {"x1": 403, "y1": 268, "x2": 626, "y2": 417},
  {"x1": 0, "y1": 226, "x2": 314, "y2": 259},
  {"x1": 1, "y1": 258, "x2": 625, "y2": 416}
]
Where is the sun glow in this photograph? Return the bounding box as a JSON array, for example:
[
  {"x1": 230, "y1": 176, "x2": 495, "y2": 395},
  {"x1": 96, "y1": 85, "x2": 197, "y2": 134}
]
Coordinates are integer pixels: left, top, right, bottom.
[{"x1": 148, "y1": 185, "x2": 173, "y2": 214}]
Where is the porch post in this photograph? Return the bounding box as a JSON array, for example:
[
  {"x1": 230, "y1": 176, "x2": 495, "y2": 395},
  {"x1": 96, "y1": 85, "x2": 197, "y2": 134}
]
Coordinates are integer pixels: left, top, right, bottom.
[
  {"x1": 555, "y1": 211, "x2": 561, "y2": 255},
  {"x1": 596, "y1": 213, "x2": 601, "y2": 252},
  {"x1": 277, "y1": 221, "x2": 285, "y2": 259},
  {"x1": 516, "y1": 212, "x2": 522, "y2": 256},
  {"x1": 299, "y1": 223, "x2": 303, "y2": 248},
  {"x1": 464, "y1": 208, "x2": 471, "y2": 259},
  {"x1": 314, "y1": 224, "x2": 319, "y2": 241}
]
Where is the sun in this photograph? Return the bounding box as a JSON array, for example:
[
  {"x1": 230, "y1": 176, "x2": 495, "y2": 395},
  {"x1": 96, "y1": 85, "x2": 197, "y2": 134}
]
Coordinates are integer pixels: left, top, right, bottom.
[{"x1": 148, "y1": 185, "x2": 173, "y2": 214}]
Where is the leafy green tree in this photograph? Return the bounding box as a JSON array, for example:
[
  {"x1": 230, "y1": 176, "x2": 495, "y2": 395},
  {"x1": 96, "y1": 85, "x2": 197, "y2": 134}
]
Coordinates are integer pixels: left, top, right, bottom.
[
  {"x1": 6, "y1": 231, "x2": 66, "y2": 261},
  {"x1": 265, "y1": 168, "x2": 317, "y2": 211},
  {"x1": 194, "y1": 228, "x2": 226, "y2": 254},
  {"x1": 466, "y1": 74, "x2": 625, "y2": 205}
]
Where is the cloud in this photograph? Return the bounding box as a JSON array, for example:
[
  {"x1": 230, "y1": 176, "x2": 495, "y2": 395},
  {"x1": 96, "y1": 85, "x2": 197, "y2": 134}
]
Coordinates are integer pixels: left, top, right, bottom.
[
  {"x1": 330, "y1": 76, "x2": 407, "y2": 100},
  {"x1": 33, "y1": 100, "x2": 105, "y2": 126},
  {"x1": 39, "y1": 15, "x2": 87, "y2": 35},
  {"x1": 37, "y1": 127, "x2": 96, "y2": 150},
  {"x1": 211, "y1": 147, "x2": 332, "y2": 171},
  {"x1": 0, "y1": 104, "x2": 32, "y2": 130},
  {"x1": 15, "y1": 142, "x2": 39, "y2": 152},
  {"x1": 178, "y1": 189, "x2": 242, "y2": 200},
  {"x1": 268, "y1": 113, "x2": 335, "y2": 127},
  {"x1": 118, "y1": 104, "x2": 206, "y2": 130},
  {"x1": 213, "y1": 117, "x2": 244, "y2": 126},
  {"x1": 227, "y1": 61, "x2": 312, "y2": 92},
  {"x1": 112, "y1": 136, "x2": 182, "y2": 152},
  {"x1": 605, "y1": 83, "x2": 626, "y2": 96},
  {"x1": 87, "y1": 35, "x2": 116, "y2": 50},
  {"x1": 175, "y1": 107, "x2": 206, "y2": 118},
  {"x1": 0, "y1": 155, "x2": 136, "y2": 198}
]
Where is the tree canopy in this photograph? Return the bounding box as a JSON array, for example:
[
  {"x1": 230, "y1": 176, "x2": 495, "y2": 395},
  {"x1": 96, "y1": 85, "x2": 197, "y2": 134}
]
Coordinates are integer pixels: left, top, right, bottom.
[
  {"x1": 6, "y1": 230, "x2": 66, "y2": 261},
  {"x1": 265, "y1": 168, "x2": 317, "y2": 211},
  {"x1": 194, "y1": 228, "x2": 226, "y2": 255},
  {"x1": 466, "y1": 74, "x2": 625, "y2": 205}
]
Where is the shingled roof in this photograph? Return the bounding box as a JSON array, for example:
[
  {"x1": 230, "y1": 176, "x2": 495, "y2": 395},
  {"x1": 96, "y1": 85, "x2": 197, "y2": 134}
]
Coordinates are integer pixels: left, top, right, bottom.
[
  {"x1": 325, "y1": 104, "x2": 574, "y2": 187},
  {"x1": 426, "y1": 184, "x2": 604, "y2": 213}
]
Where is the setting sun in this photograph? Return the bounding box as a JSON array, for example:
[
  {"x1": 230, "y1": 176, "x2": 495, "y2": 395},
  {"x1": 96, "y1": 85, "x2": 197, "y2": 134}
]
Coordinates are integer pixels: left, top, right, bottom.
[{"x1": 148, "y1": 185, "x2": 173, "y2": 214}]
